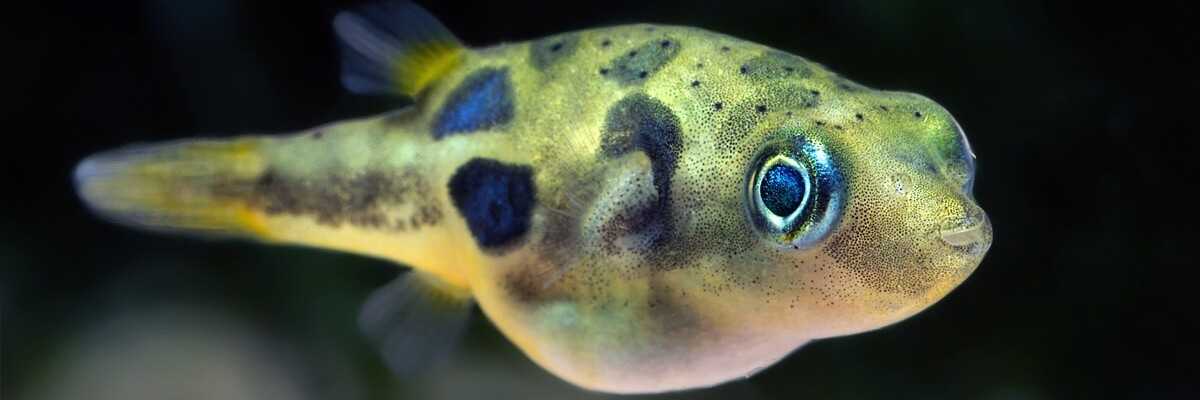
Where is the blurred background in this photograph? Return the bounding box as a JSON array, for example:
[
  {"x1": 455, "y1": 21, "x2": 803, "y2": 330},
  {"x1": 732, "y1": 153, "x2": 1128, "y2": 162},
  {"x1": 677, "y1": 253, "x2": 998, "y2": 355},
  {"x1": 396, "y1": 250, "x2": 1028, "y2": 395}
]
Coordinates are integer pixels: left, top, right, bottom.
[{"x1": 4, "y1": 0, "x2": 1196, "y2": 398}]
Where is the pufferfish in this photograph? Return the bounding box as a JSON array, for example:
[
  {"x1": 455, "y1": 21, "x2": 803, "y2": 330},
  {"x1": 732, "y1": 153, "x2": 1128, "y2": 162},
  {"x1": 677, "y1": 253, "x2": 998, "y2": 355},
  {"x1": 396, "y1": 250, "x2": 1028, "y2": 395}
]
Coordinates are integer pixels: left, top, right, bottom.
[{"x1": 73, "y1": 1, "x2": 992, "y2": 394}]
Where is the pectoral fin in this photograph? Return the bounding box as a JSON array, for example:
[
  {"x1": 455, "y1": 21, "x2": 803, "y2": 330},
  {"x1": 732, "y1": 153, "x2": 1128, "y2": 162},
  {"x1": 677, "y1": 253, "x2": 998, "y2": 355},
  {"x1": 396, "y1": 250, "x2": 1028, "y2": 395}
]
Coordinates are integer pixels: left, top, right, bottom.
[{"x1": 359, "y1": 271, "x2": 473, "y2": 374}]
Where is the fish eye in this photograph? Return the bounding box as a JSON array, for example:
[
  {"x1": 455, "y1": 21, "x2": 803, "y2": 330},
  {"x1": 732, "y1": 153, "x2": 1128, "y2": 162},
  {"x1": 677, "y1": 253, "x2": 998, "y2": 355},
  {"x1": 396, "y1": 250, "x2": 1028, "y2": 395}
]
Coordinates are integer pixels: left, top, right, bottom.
[
  {"x1": 755, "y1": 157, "x2": 811, "y2": 222},
  {"x1": 747, "y1": 139, "x2": 845, "y2": 248}
]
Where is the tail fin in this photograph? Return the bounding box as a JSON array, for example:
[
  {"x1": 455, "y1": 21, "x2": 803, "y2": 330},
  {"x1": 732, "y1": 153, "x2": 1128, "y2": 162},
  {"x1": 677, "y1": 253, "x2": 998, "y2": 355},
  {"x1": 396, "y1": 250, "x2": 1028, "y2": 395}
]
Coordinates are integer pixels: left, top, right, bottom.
[{"x1": 73, "y1": 137, "x2": 271, "y2": 238}]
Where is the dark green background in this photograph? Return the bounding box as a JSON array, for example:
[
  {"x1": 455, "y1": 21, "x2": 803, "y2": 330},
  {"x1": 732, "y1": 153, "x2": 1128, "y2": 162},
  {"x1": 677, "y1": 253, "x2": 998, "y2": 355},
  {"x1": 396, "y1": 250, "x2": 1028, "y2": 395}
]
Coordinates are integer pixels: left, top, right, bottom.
[{"x1": 4, "y1": 0, "x2": 1196, "y2": 398}]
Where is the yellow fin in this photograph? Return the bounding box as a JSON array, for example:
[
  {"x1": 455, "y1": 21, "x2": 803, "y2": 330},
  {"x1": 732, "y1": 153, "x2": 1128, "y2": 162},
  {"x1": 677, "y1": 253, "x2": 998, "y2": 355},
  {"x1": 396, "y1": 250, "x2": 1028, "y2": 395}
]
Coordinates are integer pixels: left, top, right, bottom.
[
  {"x1": 73, "y1": 138, "x2": 271, "y2": 239},
  {"x1": 334, "y1": 1, "x2": 465, "y2": 98}
]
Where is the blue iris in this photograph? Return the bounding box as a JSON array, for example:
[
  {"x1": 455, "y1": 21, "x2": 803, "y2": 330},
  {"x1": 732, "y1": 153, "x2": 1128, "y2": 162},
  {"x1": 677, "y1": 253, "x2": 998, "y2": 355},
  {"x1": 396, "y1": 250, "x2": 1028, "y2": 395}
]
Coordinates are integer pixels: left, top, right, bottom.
[{"x1": 760, "y1": 164, "x2": 806, "y2": 217}]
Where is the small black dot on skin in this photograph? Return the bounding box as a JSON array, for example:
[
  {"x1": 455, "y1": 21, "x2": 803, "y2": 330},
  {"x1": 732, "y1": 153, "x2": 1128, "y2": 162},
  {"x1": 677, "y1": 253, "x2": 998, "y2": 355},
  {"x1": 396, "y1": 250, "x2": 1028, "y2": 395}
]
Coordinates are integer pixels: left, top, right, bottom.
[
  {"x1": 629, "y1": 50, "x2": 639, "y2": 57},
  {"x1": 602, "y1": 39, "x2": 612, "y2": 47},
  {"x1": 784, "y1": 66, "x2": 795, "y2": 72},
  {"x1": 550, "y1": 42, "x2": 563, "y2": 52},
  {"x1": 834, "y1": 125, "x2": 844, "y2": 130},
  {"x1": 756, "y1": 105, "x2": 767, "y2": 113},
  {"x1": 638, "y1": 70, "x2": 648, "y2": 79},
  {"x1": 696, "y1": 63, "x2": 704, "y2": 68},
  {"x1": 816, "y1": 121, "x2": 826, "y2": 126},
  {"x1": 739, "y1": 65, "x2": 749, "y2": 74},
  {"x1": 599, "y1": 68, "x2": 610, "y2": 75},
  {"x1": 714, "y1": 102, "x2": 724, "y2": 111},
  {"x1": 661, "y1": 40, "x2": 671, "y2": 47},
  {"x1": 914, "y1": 111, "x2": 923, "y2": 118},
  {"x1": 879, "y1": 105, "x2": 890, "y2": 111},
  {"x1": 311, "y1": 131, "x2": 324, "y2": 139},
  {"x1": 691, "y1": 80, "x2": 700, "y2": 87},
  {"x1": 786, "y1": 111, "x2": 794, "y2": 117},
  {"x1": 855, "y1": 113, "x2": 864, "y2": 121},
  {"x1": 810, "y1": 90, "x2": 821, "y2": 96},
  {"x1": 721, "y1": 46, "x2": 731, "y2": 52}
]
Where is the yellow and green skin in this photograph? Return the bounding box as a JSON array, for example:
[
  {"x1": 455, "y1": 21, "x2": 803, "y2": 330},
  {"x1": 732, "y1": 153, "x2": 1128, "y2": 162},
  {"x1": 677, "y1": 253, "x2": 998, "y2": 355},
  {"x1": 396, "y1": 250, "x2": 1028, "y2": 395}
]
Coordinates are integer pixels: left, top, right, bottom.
[{"x1": 75, "y1": 20, "x2": 991, "y2": 395}]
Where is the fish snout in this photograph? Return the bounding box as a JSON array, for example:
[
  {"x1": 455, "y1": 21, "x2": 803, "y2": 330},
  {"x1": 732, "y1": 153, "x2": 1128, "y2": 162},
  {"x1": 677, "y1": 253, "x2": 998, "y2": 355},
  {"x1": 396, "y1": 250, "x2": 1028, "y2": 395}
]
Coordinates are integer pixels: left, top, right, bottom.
[{"x1": 939, "y1": 206, "x2": 992, "y2": 256}]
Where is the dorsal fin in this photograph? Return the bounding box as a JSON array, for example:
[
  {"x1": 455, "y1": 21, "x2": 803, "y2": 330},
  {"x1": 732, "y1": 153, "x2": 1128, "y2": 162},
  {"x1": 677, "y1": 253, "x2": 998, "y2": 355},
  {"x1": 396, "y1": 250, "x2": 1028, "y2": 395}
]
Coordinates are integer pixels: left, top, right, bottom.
[{"x1": 334, "y1": 1, "x2": 465, "y2": 98}]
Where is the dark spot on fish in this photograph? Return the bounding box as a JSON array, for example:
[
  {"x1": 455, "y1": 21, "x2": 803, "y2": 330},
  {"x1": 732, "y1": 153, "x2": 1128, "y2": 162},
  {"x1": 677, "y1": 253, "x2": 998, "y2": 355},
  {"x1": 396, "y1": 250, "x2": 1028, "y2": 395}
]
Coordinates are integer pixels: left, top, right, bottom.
[
  {"x1": 599, "y1": 68, "x2": 610, "y2": 75},
  {"x1": 696, "y1": 62, "x2": 704, "y2": 68},
  {"x1": 531, "y1": 33, "x2": 580, "y2": 70},
  {"x1": 740, "y1": 65, "x2": 749, "y2": 74},
  {"x1": 239, "y1": 169, "x2": 438, "y2": 231},
  {"x1": 601, "y1": 39, "x2": 612, "y2": 47},
  {"x1": 661, "y1": 40, "x2": 671, "y2": 47},
  {"x1": 816, "y1": 121, "x2": 826, "y2": 126},
  {"x1": 742, "y1": 51, "x2": 812, "y2": 81},
  {"x1": 714, "y1": 102, "x2": 723, "y2": 111},
  {"x1": 599, "y1": 93, "x2": 683, "y2": 249},
  {"x1": 914, "y1": 111, "x2": 923, "y2": 118},
  {"x1": 811, "y1": 90, "x2": 821, "y2": 96},
  {"x1": 503, "y1": 268, "x2": 548, "y2": 303},
  {"x1": 311, "y1": 130, "x2": 324, "y2": 139},
  {"x1": 448, "y1": 158, "x2": 536, "y2": 250},
  {"x1": 691, "y1": 80, "x2": 700, "y2": 87},
  {"x1": 714, "y1": 84, "x2": 820, "y2": 153},
  {"x1": 879, "y1": 105, "x2": 890, "y2": 111},
  {"x1": 432, "y1": 68, "x2": 513, "y2": 139},
  {"x1": 855, "y1": 113, "x2": 864, "y2": 121},
  {"x1": 721, "y1": 46, "x2": 730, "y2": 52},
  {"x1": 603, "y1": 38, "x2": 681, "y2": 85}
]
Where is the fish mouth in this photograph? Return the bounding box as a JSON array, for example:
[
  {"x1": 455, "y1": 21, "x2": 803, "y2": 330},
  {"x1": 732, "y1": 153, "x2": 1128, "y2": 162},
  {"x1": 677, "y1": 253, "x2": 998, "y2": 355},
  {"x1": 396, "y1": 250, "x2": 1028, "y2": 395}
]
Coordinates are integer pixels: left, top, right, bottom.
[{"x1": 938, "y1": 211, "x2": 992, "y2": 255}]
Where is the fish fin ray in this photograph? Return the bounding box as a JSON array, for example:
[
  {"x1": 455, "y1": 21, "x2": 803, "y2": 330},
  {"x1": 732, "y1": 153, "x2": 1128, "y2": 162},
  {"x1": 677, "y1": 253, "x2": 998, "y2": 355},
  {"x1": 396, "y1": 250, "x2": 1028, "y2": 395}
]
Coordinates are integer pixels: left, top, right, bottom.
[
  {"x1": 334, "y1": 1, "x2": 464, "y2": 97},
  {"x1": 359, "y1": 270, "x2": 472, "y2": 374}
]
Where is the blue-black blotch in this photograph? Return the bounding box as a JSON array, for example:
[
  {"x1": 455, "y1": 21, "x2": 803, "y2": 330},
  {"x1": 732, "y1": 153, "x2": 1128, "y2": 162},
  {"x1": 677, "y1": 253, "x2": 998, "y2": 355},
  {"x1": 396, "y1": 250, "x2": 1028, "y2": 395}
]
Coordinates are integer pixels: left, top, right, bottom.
[
  {"x1": 599, "y1": 93, "x2": 683, "y2": 249},
  {"x1": 448, "y1": 158, "x2": 536, "y2": 249},
  {"x1": 603, "y1": 38, "x2": 681, "y2": 85},
  {"x1": 433, "y1": 68, "x2": 514, "y2": 139}
]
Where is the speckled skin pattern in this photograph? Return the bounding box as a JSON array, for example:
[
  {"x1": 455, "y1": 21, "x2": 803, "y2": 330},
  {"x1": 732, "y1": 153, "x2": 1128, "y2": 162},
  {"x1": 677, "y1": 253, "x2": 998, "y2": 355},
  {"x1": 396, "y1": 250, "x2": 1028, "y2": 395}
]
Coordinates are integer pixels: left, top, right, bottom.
[{"x1": 75, "y1": 24, "x2": 992, "y2": 393}]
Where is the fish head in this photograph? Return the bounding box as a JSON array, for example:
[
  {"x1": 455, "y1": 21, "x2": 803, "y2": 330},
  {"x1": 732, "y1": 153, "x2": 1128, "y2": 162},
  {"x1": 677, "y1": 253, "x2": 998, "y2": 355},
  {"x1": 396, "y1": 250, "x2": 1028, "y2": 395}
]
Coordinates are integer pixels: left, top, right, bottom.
[{"x1": 729, "y1": 92, "x2": 992, "y2": 338}]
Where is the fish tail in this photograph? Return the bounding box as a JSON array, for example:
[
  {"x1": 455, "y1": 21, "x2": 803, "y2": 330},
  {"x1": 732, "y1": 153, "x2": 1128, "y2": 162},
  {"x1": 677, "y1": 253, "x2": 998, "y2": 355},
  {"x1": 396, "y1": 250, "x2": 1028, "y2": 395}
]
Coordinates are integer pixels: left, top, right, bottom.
[{"x1": 73, "y1": 136, "x2": 274, "y2": 239}]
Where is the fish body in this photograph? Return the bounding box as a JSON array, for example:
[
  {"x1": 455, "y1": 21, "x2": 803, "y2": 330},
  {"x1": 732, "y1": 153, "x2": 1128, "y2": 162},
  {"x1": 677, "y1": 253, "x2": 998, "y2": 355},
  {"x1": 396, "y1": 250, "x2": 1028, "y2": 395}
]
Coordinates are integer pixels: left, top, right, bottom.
[{"x1": 74, "y1": 2, "x2": 992, "y2": 393}]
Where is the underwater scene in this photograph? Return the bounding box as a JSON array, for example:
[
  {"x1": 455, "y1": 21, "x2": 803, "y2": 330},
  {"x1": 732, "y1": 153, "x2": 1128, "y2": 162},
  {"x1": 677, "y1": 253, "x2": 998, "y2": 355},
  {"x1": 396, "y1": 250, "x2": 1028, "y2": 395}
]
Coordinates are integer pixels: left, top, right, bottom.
[{"x1": 4, "y1": 0, "x2": 1195, "y2": 399}]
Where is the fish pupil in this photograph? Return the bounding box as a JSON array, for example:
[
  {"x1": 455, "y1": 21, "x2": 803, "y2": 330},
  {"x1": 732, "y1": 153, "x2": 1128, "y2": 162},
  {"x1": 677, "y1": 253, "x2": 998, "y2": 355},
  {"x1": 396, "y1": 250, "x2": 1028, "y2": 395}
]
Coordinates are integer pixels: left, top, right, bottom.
[{"x1": 761, "y1": 164, "x2": 806, "y2": 217}]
